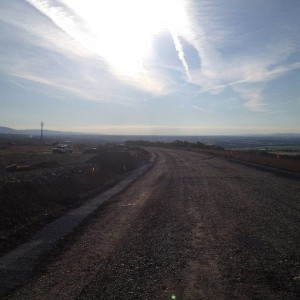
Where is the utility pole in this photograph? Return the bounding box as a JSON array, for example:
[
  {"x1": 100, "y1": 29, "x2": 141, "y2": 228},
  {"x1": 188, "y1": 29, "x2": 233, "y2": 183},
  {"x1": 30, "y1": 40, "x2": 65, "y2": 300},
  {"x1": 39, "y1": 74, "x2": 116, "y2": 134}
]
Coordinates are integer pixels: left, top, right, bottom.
[{"x1": 40, "y1": 121, "x2": 44, "y2": 143}]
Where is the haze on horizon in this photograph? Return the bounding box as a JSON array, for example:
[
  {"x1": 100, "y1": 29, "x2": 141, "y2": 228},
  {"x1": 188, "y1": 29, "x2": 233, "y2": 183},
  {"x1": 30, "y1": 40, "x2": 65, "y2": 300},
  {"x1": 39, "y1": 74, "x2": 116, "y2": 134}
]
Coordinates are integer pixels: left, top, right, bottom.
[{"x1": 0, "y1": 0, "x2": 299, "y2": 135}]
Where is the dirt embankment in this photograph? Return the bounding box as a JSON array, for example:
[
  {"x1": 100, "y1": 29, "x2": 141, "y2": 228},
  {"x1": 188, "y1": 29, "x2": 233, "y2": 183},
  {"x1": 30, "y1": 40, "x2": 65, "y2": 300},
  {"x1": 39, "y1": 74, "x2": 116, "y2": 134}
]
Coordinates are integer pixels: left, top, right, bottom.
[
  {"x1": 210, "y1": 149, "x2": 300, "y2": 172},
  {"x1": 0, "y1": 145, "x2": 150, "y2": 256}
]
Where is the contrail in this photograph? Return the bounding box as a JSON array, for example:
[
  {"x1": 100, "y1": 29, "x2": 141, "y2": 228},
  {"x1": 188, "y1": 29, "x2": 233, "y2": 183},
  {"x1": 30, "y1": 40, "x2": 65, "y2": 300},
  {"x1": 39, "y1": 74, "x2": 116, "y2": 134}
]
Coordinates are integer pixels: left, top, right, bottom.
[
  {"x1": 169, "y1": 28, "x2": 191, "y2": 80},
  {"x1": 25, "y1": 0, "x2": 82, "y2": 45}
]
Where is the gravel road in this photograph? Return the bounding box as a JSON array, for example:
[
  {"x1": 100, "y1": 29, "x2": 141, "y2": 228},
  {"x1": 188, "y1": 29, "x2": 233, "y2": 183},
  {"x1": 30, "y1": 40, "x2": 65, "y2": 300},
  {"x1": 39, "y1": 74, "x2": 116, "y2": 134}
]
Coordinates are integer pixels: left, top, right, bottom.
[{"x1": 6, "y1": 148, "x2": 300, "y2": 299}]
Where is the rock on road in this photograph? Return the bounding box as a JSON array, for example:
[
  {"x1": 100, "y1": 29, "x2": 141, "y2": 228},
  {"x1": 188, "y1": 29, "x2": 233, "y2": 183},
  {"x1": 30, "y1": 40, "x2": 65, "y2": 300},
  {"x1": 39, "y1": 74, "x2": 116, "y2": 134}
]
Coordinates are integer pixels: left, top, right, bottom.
[{"x1": 7, "y1": 148, "x2": 300, "y2": 299}]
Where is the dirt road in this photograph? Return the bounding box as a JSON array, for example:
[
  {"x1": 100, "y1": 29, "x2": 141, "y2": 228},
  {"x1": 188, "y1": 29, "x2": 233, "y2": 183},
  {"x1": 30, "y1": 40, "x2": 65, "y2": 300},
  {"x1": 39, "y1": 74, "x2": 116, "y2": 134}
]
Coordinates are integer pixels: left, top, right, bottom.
[{"x1": 7, "y1": 148, "x2": 300, "y2": 299}]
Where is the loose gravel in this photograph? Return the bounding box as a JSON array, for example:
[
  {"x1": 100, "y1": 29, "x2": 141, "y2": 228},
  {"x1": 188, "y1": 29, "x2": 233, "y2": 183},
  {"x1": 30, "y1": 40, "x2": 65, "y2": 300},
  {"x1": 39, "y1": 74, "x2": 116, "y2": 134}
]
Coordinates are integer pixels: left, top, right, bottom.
[{"x1": 5, "y1": 148, "x2": 300, "y2": 299}]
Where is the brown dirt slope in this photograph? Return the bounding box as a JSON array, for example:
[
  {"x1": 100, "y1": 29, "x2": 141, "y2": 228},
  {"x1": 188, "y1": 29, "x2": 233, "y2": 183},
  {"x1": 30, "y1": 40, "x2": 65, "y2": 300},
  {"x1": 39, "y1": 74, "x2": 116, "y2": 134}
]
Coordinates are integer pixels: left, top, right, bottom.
[
  {"x1": 212, "y1": 149, "x2": 300, "y2": 172},
  {"x1": 0, "y1": 146, "x2": 149, "y2": 256}
]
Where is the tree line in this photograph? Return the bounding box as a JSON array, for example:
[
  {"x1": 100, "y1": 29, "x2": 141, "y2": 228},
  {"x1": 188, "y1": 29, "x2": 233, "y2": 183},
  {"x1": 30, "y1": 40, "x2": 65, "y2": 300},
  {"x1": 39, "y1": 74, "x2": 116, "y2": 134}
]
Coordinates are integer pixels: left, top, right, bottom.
[{"x1": 125, "y1": 140, "x2": 224, "y2": 150}]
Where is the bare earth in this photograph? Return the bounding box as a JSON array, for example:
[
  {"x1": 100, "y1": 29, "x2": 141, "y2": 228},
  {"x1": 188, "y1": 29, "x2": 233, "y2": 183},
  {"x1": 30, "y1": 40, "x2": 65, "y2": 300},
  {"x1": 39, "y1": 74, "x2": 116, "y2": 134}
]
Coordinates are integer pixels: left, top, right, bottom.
[{"x1": 6, "y1": 148, "x2": 300, "y2": 299}]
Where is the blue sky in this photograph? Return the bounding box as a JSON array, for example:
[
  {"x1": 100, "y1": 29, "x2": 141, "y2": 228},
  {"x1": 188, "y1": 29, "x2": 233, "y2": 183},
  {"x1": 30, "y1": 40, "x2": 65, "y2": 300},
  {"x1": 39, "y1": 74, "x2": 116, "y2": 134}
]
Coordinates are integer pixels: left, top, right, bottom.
[{"x1": 0, "y1": 0, "x2": 299, "y2": 135}]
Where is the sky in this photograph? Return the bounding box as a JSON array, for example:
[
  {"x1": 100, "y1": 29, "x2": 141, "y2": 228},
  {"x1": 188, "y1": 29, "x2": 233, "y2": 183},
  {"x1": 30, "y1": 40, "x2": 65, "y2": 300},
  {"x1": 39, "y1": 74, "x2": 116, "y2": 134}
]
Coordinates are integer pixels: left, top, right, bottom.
[{"x1": 0, "y1": 0, "x2": 300, "y2": 135}]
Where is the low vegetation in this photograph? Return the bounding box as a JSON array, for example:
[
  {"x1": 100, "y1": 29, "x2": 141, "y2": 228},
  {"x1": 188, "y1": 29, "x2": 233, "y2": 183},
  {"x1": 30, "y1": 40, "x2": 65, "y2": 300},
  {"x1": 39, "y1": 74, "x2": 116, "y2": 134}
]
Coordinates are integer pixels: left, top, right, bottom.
[{"x1": 125, "y1": 139, "x2": 224, "y2": 150}]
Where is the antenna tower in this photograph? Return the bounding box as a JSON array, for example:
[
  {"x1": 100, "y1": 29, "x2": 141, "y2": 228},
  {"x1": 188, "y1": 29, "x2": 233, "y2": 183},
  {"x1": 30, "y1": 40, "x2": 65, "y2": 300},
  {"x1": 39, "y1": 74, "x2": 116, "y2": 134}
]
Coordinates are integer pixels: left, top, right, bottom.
[{"x1": 40, "y1": 121, "x2": 44, "y2": 143}]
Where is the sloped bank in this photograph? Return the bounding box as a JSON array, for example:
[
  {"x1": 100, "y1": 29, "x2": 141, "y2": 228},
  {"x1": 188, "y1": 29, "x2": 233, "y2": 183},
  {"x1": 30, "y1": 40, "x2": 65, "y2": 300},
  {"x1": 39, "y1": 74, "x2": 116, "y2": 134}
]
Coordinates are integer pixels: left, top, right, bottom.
[
  {"x1": 0, "y1": 147, "x2": 150, "y2": 256},
  {"x1": 0, "y1": 150, "x2": 155, "y2": 297}
]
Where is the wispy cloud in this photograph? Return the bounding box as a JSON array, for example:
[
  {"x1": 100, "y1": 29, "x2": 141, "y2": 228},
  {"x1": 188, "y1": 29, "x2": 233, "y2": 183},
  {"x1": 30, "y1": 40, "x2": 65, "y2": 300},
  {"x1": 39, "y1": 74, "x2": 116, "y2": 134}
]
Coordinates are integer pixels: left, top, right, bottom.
[
  {"x1": 25, "y1": 0, "x2": 188, "y2": 96},
  {"x1": 232, "y1": 86, "x2": 266, "y2": 112},
  {"x1": 0, "y1": 50, "x2": 139, "y2": 107},
  {"x1": 1, "y1": 1, "x2": 185, "y2": 107},
  {"x1": 1, "y1": 0, "x2": 300, "y2": 117},
  {"x1": 168, "y1": 28, "x2": 191, "y2": 80},
  {"x1": 172, "y1": 0, "x2": 300, "y2": 111},
  {"x1": 0, "y1": 0, "x2": 176, "y2": 99},
  {"x1": 192, "y1": 105, "x2": 209, "y2": 114}
]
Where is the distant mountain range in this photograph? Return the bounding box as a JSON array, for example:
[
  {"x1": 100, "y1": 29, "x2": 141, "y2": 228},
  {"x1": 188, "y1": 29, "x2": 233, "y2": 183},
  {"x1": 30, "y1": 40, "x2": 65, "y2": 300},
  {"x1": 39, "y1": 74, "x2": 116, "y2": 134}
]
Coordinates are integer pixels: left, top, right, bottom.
[
  {"x1": 0, "y1": 126, "x2": 299, "y2": 137},
  {"x1": 0, "y1": 126, "x2": 94, "y2": 136},
  {"x1": 1, "y1": 126, "x2": 300, "y2": 148}
]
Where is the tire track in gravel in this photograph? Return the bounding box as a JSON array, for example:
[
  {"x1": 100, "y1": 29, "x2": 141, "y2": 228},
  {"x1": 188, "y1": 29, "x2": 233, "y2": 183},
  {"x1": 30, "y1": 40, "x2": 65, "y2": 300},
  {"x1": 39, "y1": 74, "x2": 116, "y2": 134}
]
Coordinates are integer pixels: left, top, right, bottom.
[{"x1": 77, "y1": 150, "x2": 192, "y2": 299}]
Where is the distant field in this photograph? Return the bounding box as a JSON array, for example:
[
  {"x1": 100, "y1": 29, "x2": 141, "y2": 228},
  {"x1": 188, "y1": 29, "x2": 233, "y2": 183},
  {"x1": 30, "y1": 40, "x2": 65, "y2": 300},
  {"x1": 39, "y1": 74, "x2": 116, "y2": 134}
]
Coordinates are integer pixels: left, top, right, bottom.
[{"x1": 230, "y1": 145, "x2": 300, "y2": 156}]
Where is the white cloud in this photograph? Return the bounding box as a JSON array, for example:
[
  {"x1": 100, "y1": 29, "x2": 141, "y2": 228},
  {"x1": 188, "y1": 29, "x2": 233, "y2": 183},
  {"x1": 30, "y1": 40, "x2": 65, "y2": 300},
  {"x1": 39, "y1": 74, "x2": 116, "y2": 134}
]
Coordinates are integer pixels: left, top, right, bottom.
[
  {"x1": 0, "y1": 0, "x2": 177, "y2": 101},
  {"x1": 0, "y1": 0, "x2": 184, "y2": 106},
  {"x1": 23, "y1": 0, "x2": 179, "y2": 96},
  {"x1": 0, "y1": 2, "x2": 90, "y2": 59},
  {"x1": 171, "y1": 0, "x2": 300, "y2": 111},
  {"x1": 232, "y1": 86, "x2": 265, "y2": 112},
  {"x1": 192, "y1": 105, "x2": 209, "y2": 114},
  {"x1": 1, "y1": 0, "x2": 300, "y2": 114}
]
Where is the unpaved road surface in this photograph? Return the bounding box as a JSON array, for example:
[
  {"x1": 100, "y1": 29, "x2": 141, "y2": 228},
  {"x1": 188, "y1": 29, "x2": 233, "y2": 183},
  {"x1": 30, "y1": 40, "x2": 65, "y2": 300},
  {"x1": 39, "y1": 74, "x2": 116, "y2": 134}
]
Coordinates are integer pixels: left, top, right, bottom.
[{"x1": 6, "y1": 148, "x2": 300, "y2": 299}]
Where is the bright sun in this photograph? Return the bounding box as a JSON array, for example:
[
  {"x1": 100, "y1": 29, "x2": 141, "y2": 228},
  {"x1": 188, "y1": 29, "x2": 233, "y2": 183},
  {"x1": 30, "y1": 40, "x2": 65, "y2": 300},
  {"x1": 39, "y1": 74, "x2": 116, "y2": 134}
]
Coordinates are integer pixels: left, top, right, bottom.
[{"x1": 67, "y1": 0, "x2": 185, "y2": 77}]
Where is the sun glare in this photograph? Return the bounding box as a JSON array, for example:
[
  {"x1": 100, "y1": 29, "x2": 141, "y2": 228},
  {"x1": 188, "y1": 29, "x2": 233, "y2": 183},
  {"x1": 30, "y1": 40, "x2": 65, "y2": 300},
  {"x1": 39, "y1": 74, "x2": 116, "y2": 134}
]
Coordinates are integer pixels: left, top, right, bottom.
[{"x1": 63, "y1": 0, "x2": 187, "y2": 78}]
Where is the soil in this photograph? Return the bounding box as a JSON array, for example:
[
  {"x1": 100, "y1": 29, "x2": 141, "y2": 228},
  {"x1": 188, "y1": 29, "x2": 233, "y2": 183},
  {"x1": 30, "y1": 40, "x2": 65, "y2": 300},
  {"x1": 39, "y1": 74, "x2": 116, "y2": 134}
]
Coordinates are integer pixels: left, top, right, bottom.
[
  {"x1": 0, "y1": 144, "x2": 150, "y2": 256},
  {"x1": 211, "y1": 149, "x2": 300, "y2": 172},
  {"x1": 5, "y1": 148, "x2": 300, "y2": 299}
]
